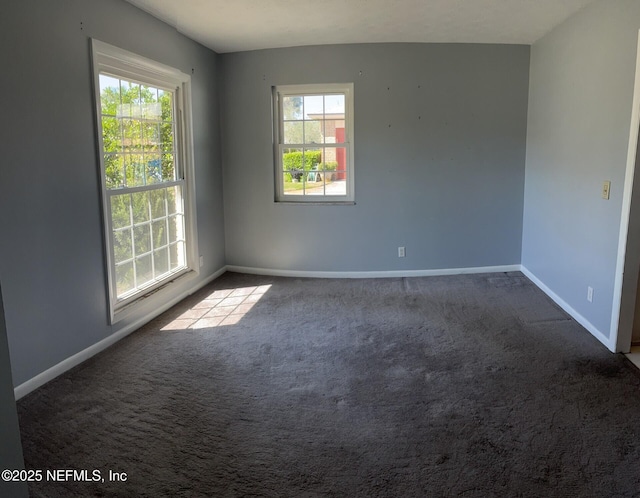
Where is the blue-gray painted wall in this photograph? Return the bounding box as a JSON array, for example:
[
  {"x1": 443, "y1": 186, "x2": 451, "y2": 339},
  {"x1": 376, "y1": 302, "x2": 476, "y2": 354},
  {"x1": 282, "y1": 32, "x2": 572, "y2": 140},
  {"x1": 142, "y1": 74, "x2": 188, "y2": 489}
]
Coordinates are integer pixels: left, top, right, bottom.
[
  {"x1": 522, "y1": 0, "x2": 640, "y2": 339},
  {"x1": 221, "y1": 44, "x2": 530, "y2": 272},
  {"x1": 0, "y1": 283, "x2": 28, "y2": 497},
  {"x1": 0, "y1": 0, "x2": 225, "y2": 386}
]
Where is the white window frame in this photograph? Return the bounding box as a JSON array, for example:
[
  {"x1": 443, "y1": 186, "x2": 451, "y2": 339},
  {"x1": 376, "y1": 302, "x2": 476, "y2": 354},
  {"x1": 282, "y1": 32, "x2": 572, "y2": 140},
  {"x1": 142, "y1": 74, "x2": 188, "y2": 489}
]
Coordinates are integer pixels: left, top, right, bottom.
[
  {"x1": 91, "y1": 40, "x2": 199, "y2": 323},
  {"x1": 273, "y1": 83, "x2": 355, "y2": 203}
]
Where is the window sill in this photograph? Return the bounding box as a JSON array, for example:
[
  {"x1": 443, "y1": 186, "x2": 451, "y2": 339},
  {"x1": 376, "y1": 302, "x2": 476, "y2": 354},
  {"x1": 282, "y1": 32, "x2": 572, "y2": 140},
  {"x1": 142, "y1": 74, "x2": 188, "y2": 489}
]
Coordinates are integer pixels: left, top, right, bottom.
[
  {"x1": 111, "y1": 268, "x2": 198, "y2": 324},
  {"x1": 275, "y1": 201, "x2": 356, "y2": 206}
]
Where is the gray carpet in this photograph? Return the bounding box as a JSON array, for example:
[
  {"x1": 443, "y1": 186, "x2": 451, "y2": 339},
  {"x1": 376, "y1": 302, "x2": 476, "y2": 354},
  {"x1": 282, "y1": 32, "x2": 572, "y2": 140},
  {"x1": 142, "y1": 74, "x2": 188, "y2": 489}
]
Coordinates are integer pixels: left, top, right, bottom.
[{"x1": 16, "y1": 272, "x2": 640, "y2": 497}]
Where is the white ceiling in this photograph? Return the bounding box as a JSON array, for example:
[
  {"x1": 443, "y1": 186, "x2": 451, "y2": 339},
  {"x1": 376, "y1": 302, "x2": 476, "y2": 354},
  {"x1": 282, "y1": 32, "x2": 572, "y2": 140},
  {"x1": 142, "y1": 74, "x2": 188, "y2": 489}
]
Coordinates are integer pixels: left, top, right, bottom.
[{"x1": 124, "y1": 0, "x2": 597, "y2": 54}]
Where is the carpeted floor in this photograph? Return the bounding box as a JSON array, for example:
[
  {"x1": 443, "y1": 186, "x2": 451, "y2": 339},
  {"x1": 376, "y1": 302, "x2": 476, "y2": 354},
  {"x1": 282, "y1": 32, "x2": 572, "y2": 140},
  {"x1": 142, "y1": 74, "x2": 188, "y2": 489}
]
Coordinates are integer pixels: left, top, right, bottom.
[{"x1": 17, "y1": 272, "x2": 640, "y2": 497}]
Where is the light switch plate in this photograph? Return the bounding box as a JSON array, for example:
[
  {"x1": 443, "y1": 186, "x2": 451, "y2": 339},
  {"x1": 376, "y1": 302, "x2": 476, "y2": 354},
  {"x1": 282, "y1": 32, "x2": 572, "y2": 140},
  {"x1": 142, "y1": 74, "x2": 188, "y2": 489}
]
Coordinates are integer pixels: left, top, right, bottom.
[{"x1": 602, "y1": 181, "x2": 611, "y2": 200}]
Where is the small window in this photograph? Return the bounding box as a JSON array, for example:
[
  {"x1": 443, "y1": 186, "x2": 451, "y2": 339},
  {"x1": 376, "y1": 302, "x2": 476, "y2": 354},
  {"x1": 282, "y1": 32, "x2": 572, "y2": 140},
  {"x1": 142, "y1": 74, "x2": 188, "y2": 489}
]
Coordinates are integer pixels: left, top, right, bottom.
[
  {"x1": 273, "y1": 84, "x2": 354, "y2": 202},
  {"x1": 92, "y1": 40, "x2": 198, "y2": 322}
]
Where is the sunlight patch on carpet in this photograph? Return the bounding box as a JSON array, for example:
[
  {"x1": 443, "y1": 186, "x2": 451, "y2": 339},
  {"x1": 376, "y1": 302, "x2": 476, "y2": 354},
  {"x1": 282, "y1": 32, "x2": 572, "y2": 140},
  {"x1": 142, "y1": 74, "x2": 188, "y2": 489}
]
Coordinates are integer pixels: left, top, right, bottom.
[{"x1": 161, "y1": 284, "x2": 271, "y2": 330}]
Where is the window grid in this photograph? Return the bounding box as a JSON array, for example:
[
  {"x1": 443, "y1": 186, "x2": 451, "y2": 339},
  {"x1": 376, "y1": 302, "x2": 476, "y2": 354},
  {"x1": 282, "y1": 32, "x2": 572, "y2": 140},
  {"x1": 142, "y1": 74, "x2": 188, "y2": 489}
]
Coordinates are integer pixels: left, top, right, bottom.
[
  {"x1": 100, "y1": 72, "x2": 187, "y2": 301},
  {"x1": 274, "y1": 85, "x2": 353, "y2": 201}
]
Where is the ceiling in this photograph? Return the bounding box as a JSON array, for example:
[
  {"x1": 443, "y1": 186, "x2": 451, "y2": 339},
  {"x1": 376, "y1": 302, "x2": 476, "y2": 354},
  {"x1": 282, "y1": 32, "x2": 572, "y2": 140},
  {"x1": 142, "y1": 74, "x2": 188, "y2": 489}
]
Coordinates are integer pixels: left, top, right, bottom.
[{"x1": 124, "y1": 0, "x2": 597, "y2": 54}]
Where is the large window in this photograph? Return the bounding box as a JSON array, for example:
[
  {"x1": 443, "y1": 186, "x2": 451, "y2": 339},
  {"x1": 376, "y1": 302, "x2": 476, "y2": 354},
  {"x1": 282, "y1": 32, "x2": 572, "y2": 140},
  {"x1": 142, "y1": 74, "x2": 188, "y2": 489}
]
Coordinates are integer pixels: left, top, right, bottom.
[
  {"x1": 92, "y1": 40, "x2": 198, "y2": 321},
  {"x1": 273, "y1": 84, "x2": 354, "y2": 202}
]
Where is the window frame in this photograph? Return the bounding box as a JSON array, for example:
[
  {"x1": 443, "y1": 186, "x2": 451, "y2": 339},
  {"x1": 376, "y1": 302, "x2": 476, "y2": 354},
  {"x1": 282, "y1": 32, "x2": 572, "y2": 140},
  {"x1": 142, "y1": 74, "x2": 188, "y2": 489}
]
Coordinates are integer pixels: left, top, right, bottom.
[
  {"x1": 91, "y1": 39, "x2": 199, "y2": 323},
  {"x1": 272, "y1": 83, "x2": 355, "y2": 203}
]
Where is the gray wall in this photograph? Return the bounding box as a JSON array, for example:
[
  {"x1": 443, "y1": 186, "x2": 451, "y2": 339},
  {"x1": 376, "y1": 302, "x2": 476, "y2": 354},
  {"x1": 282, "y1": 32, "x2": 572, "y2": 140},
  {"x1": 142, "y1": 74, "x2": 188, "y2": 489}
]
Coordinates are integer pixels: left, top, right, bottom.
[
  {"x1": 522, "y1": 0, "x2": 640, "y2": 338},
  {"x1": 632, "y1": 276, "x2": 640, "y2": 343},
  {"x1": 0, "y1": 283, "x2": 28, "y2": 497},
  {"x1": 221, "y1": 44, "x2": 530, "y2": 272},
  {"x1": 1, "y1": 0, "x2": 224, "y2": 386}
]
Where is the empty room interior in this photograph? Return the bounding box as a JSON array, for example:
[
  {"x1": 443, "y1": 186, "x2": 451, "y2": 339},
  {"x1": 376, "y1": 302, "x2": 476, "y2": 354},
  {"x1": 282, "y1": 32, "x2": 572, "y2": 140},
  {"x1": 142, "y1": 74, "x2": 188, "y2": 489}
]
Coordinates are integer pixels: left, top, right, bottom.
[{"x1": 5, "y1": 0, "x2": 640, "y2": 495}]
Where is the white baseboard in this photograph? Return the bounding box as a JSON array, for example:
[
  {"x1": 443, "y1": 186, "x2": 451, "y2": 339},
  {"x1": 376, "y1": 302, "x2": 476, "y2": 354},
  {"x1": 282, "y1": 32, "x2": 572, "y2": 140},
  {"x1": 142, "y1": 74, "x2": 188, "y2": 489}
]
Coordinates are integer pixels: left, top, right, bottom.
[
  {"x1": 520, "y1": 266, "x2": 615, "y2": 352},
  {"x1": 226, "y1": 264, "x2": 522, "y2": 279},
  {"x1": 14, "y1": 266, "x2": 227, "y2": 400}
]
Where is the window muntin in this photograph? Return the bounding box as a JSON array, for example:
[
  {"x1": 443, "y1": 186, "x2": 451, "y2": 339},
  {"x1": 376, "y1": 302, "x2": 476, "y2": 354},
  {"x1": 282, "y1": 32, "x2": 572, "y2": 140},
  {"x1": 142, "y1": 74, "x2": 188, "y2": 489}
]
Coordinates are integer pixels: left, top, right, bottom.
[
  {"x1": 274, "y1": 84, "x2": 354, "y2": 202},
  {"x1": 92, "y1": 40, "x2": 197, "y2": 321}
]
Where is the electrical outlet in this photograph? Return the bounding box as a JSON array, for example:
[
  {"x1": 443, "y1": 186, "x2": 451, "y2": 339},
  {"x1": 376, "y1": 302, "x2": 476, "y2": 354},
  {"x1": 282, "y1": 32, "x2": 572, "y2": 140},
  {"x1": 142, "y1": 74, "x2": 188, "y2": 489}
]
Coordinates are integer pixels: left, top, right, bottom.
[
  {"x1": 587, "y1": 286, "x2": 593, "y2": 303},
  {"x1": 199, "y1": 255, "x2": 204, "y2": 268},
  {"x1": 398, "y1": 246, "x2": 405, "y2": 258},
  {"x1": 602, "y1": 181, "x2": 611, "y2": 200}
]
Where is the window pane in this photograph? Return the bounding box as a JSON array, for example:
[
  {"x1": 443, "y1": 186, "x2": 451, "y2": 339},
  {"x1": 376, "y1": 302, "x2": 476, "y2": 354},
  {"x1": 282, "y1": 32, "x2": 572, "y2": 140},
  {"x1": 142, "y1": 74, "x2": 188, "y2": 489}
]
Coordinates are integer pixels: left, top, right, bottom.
[
  {"x1": 325, "y1": 94, "x2": 345, "y2": 114},
  {"x1": 282, "y1": 148, "x2": 302, "y2": 173},
  {"x1": 150, "y1": 188, "x2": 167, "y2": 219},
  {"x1": 144, "y1": 102, "x2": 162, "y2": 120},
  {"x1": 154, "y1": 248, "x2": 169, "y2": 277},
  {"x1": 326, "y1": 177, "x2": 347, "y2": 196},
  {"x1": 283, "y1": 122, "x2": 303, "y2": 144},
  {"x1": 131, "y1": 192, "x2": 150, "y2": 224},
  {"x1": 102, "y1": 117, "x2": 121, "y2": 152},
  {"x1": 162, "y1": 154, "x2": 175, "y2": 181},
  {"x1": 110, "y1": 194, "x2": 131, "y2": 229},
  {"x1": 143, "y1": 123, "x2": 160, "y2": 151},
  {"x1": 125, "y1": 154, "x2": 145, "y2": 187},
  {"x1": 170, "y1": 241, "x2": 186, "y2": 271},
  {"x1": 160, "y1": 122, "x2": 173, "y2": 152},
  {"x1": 333, "y1": 147, "x2": 347, "y2": 178},
  {"x1": 168, "y1": 214, "x2": 184, "y2": 243},
  {"x1": 330, "y1": 146, "x2": 348, "y2": 195},
  {"x1": 304, "y1": 121, "x2": 323, "y2": 144},
  {"x1": 167, "y1": 186, "x2": 182, "y2": 214},
  {"x1": 305, "y1": 168, "x2": 325, "y2": 195},
  {"x1": 304, "y1": 148, "x2": 322, "y2": 171},
  {"x1": 121, "y1": 80, "x2": 140, "y2": 106},
  {"x1": 145, "y1": 154, "x2": 162, "y2": 184},
  {"x1": 319, "y1": 154, "x2": 339, "y2": 181},
  {"x1": 105, "y1": 154, "x2": 124, "y2": 189},
  {"x1": 123, "y1": 119, "x2": 142, "y2": 151},
  {"x1": 152, "y1": 220, "x2": 167, "y2": 247},
  {"x1": 303, "y1": 95, "x2": 323, "y2": 118},
  {"x1": 134, "y1": 224, "x2": 151, "y2": 255},
  {"x1": 140, "y1": 85, "x2": 158, "y2": 104},
  {"x1": 159, "y1": 89, "x2": 173, "y2": 121},
  {"x1": 283, "y1": 96, "x2": 303, "y2": 120},
  {"x1": 324, "y1": 119, "x2": 345, "y2": 144},
  {"x1": 116, "y1": 261, "x2": 135, "y2": 296},
  {"x1": 135, "y1": 254, "x2": 153, "y2": 286},
  {"x1": 282, "y1": 148, "x2": 303, "y2": 191},
  {"x1": 99, "y1": 75, "x2": 120, "y2": 116},
  {"x1": 113, "y1": 229, "x2": 133, "y2": 264}
]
